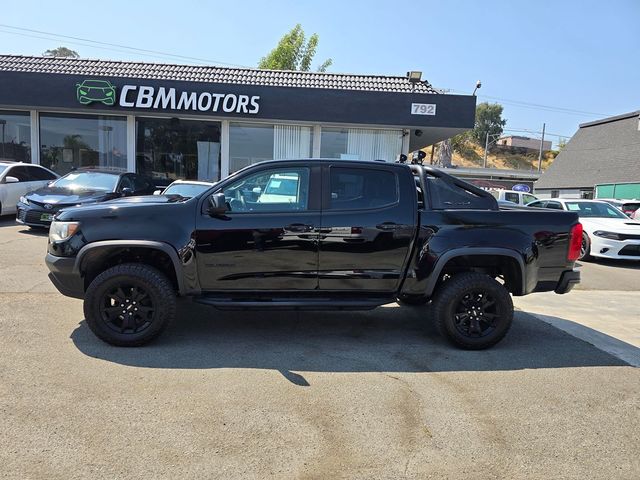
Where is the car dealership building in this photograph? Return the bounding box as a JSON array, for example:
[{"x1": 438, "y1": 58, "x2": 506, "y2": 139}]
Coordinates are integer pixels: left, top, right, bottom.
[{"x1": 0, "y1": 55, "x2": 476, "y2": 183}]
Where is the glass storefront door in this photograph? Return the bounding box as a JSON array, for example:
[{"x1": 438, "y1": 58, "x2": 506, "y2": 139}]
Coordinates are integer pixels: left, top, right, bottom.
[
  {"x1": 136, "y1": 117, "x2": 221, "y2": 185},
  {"x1": 0, "y1": 110, "x2": 31, "y2": 163}
]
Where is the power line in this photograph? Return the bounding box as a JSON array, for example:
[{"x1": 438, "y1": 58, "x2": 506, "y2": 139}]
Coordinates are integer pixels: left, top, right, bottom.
[{"x1": 0, "y1": 23, "x2": 251, "y2": 68}]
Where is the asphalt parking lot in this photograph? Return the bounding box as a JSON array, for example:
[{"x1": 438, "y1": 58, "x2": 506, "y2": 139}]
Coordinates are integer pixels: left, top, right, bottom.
[{"x1": 1, "y1": 215, "x2": 639, "y2": 479}]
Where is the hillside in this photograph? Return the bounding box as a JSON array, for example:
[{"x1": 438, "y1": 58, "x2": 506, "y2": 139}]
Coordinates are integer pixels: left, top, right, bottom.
[{"x1": 423, "y1": 142, "x2": 558, "y2": 171}]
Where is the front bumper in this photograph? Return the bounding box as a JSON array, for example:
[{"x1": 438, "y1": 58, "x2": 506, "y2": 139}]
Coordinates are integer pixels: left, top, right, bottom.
[
  {"x1": 45, "y1": 253, "x2": 84, "y2": 299},
  {"x1": 16, "y1": 203, "x2": 58, "y2": 227},
  {"x1": 554, "y1": 269, "x2": 581, "y2": 294},
  {"x1": 590, "y1": 236, "x2": 640, "y2": 260}
]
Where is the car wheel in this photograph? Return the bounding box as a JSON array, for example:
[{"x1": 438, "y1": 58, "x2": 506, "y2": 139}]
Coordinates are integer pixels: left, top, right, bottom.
[
  {"x1": 83, "y1": 263, "x2": 176, "y2": 347},
  {"x1": 579, "y1": 232, "x2": 592, "y2": 261},
  {"x1": 432, "y1": 272, "x2": 513, "y2": 350},
  {"x1": 397, "y1": 294, "x2": 429, "y2": 306}
]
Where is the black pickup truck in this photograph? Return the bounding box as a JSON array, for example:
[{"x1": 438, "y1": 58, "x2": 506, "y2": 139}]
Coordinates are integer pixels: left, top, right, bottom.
[{"x1": 45, "y1": 159, "x2": 581, "y2": 349}]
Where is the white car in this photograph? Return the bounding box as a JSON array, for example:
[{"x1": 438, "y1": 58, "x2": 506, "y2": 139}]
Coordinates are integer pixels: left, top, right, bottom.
[
  {"x1": 489, "y1": 189, "x2": 538, "y2": 206},
  {"x1": 156, "y1": 180, "x2": 215, "y2": 198},
  {"x1": 527, "y1": 198, "x2": 640, "y2": 260},
  {"x1": 0, "y1": 162, "x2": 58, "y2": 215}
]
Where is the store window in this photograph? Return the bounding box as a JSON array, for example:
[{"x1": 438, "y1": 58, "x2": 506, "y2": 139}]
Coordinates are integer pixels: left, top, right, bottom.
[
  {"x1": 136, "y1": 117, "x2": 221, "y2": 184},
  {"x1": 39, "y1": 113, "x2": 127, "y2": 175},
  {"x1": 320, "y1": 127, "x2": 402, "y2": 162},
  {"x1": 229, "y1": 123, "x2": 313, "y2": 173},
  {"x1": 0, "y1": 110, "x2": 31, "y2": 163}
]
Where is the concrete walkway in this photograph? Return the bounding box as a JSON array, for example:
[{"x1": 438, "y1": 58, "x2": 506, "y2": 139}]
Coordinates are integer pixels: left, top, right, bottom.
[{"x1": 514, "y1": 291, "x2": 640, "y2": 367}]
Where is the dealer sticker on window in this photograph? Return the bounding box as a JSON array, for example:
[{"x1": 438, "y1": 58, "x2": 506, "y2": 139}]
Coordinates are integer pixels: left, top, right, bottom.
[{"x1": 411, "y1": 103, "x2": 436, "y2": 115}]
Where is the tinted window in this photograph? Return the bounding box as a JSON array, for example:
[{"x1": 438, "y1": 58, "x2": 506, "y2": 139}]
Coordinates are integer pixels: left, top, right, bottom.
[
  {"x1": 426, "y1": 177, "x2": 493, "y2": 210},
  {"x1": 27, "y1": 166, "x2": 57, "y2": 181},
  {"x1": 505, "y1": 192, "x2": 519, "y2": 203},
  {"x1": 546, "y1": 202, "x2": 564, "y2": 210},
  {"x1": 527, "y1": 201, "x2": 545, "y2": 208},
  {"x1": 132, "y1": 175, "x2": 152, "y2": 193},
  {"x1": 118, "y1": 175, "x2": 135, "y2": 191},
  {"x1": 221, "y1": 168, "x2": 309, "y2": 212},
  {"x1": 329, "y1": 168, "x2": 398, "y2": 210}
]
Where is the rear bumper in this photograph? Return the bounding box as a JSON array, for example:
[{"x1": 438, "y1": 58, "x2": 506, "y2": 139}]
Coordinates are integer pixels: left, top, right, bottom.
[
  {"x1": 45, "y1": 253, "x2": 84, "y2": 299},
  {"x1": 554, "y1": 269, "x2": 580, "y2": 294}
]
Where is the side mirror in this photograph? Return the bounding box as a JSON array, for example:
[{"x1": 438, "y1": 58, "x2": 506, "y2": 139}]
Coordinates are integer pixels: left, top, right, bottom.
[
  {"x1": 4, "y1": 176, "x2": 19, "y2": 184},
  {"x1": 122, "y1": 187, "x2": 134, "y2": 196},
  {"x1": 207, "y1": 193, "x2": 228, "y2": 215}
]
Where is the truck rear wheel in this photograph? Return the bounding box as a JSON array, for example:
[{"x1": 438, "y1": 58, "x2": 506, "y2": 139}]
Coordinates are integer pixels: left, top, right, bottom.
[
  {"x1": 83, "y1": 263, "x2": 176, "y2": 347},
  {"x1": 432, "y1": 272, "x2": 513, "y2": 350}
]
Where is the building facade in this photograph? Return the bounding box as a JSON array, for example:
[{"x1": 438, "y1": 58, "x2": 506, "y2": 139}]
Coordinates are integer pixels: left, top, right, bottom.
[
  {"x1": 498, "y1": 135, "x2": 551, "y2": 152},
  {"x1": 0, "y1": 55, "x2": 476, "y2": 185},
  {"x1": 535, "y1": 111, "x2": 640, "y2": 199}
]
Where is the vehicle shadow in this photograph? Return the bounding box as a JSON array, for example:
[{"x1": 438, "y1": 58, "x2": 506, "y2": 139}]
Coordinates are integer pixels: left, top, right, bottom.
[
  {"x1": 70, "y1": 301, "x2": 632, "y2": 384},
  {"x1": 587, "y1": 258, "x2": 640, "y2": 270},
  {"x1": 0, "y1": 214, "x2": 48, "y2": 235}
]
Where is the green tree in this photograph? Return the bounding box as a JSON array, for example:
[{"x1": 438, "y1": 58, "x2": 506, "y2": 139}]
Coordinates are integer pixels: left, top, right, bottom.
[
  {"x1": 43, "y1": 47, "x2": 80, "y2": 58},
  {"x1": 470, "y1": 102, "x2": 506, "y2": 146},
  {"x1": 258, "y1": 24, "x2": 332, "y2": 72},
  {"x1": 557, "y1": 137, "x2": 569, "y2": 150}
]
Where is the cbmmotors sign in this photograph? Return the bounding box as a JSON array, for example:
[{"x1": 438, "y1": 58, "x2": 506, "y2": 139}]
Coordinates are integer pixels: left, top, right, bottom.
[{"x1": 75, "y1": 78, "x2": 261, "y2": 114}]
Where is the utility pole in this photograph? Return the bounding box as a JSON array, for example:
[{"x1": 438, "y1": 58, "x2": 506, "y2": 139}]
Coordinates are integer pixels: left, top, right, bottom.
[
  {"x1": 537, "y1": 123, "x2": 546, "y2": 172},
  {"x1": 483, "y1": 132, "x2": 489, "y2": 168}
]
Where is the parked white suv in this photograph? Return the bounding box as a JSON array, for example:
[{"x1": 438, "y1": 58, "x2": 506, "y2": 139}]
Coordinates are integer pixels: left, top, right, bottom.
[
  {"x1": 0, "y1": 162, "x2": 58, "y2": 215},
  {"x1": 489, "y1": 189, "x2": 538, "y2": 206}
]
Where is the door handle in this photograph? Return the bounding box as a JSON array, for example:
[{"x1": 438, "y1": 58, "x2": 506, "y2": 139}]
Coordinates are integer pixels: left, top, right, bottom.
[
  {"x1": 376, "y1": 222, "x2": 401, "y2": 231},
  {"x1": 285, "y1": 223, "x2": 314, "y2": 233}
]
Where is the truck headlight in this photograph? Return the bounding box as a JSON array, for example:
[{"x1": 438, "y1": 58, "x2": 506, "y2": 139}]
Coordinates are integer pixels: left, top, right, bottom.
[
  {"x1": 19, "y1": 196, "x2": 28, "y2": 205},
  {"x1": 49, "y1": 221, "x2": 80, "y2": 242},
  {"x1": 593, "y1": 230, "x2": 621, "y2": 240}
]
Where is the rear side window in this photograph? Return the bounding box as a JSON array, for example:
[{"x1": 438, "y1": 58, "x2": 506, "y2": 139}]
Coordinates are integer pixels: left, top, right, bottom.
[
  {"x1": 505, "y1": 192, "x2": 520, "y2": 203},
  {"x1": 132, "y1": 175, "x2": 152, "y2": 192},
  {"x1": 546, "y1": 201, "x2": 564, "y2": 210},
  {"x1": 426, "y1": 177, "x2": 494, "y2": 210},
  {"x1": 6, "y1": 166, "x2": 31, "y2": 182},
  {"x1": 329, "y1": 167, "x2": 398, "y2": 210}
]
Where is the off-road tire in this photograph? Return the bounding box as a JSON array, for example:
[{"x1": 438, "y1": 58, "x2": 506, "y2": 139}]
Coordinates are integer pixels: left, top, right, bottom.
[
  {"x1": 432, "y1": 272, "x2": 513, "y2": 350},
  {"x1": 84, "y1": 263, "x2": 176, "y2": 346}
]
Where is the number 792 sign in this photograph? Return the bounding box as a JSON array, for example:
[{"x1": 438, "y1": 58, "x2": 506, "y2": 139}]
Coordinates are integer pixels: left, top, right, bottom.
[{"x1": 411, "y1": 103, "x2": 436, "y2": 115}]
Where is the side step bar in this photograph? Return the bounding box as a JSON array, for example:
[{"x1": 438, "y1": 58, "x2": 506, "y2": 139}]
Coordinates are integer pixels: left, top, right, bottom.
[{"x1": 193, "y1": 296, "x2": 390, "y2": 311}]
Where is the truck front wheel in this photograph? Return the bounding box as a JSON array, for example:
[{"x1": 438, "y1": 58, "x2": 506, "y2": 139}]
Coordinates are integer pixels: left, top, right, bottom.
[
  {"x1": 83, "y1": 263, "x2": 176, "y2": 347},
  {"x1": 432, "y1": 272, "x2": 513, "y2": 350}
]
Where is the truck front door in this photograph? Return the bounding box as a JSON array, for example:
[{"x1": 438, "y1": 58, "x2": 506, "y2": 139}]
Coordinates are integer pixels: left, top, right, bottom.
[
  {"x1": 195, "y1": 165, "x2": 321, "y2": 291},
  {"x1": 317, "y1": 164, "x2": 416, "y2": 292}
]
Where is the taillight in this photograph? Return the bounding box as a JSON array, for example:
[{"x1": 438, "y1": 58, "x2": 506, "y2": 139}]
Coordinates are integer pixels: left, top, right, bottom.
[{"x1": 567, "y1": 223, "x2": 583, "y2": 262}]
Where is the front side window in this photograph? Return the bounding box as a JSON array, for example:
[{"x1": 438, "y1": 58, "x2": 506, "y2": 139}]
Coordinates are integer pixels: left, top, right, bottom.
[
  {"x1": 27, "y1": 166, "x2": 57, "y2": 181},
  {"x1": 0, "y1": 110, "x2": 31, "y2": 163},
  {"x1": 505, "y1": 192, "x2": 520, "y2": 203},
  {"x1": 329, "y1": 167, "x2": 398, "y2": 210},
  {"x1": 221, "y1": 167, "x2": 310, "y2": 212},
  {"x1": 40, "y1": 113, "x2": 127, "y2": 176}
]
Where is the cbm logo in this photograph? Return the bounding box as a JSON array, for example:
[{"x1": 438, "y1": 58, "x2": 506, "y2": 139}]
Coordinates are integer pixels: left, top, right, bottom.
[{"x1": 76, "y1": 79, "x2": 116, "y2": 106}]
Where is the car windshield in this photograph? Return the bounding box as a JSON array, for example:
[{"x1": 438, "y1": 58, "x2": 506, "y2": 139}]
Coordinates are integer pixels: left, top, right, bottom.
[
  {"x1": 565, "y1": 201, "x2": 628, "y2": 218},
  {"x1": 53, "y1": 172, "x2": 118, "y2": 192},
  {"x1": 0, "y1": 165, "x2": 6, "y2": 176},
  {"x1": 163, "y1": 183, "x2": 211, "y2": 197}
]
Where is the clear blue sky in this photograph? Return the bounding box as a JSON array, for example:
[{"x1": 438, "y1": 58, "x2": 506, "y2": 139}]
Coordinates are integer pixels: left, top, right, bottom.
[{"x1": 2, "y1": 0, "x2": 639, "y2": 146}]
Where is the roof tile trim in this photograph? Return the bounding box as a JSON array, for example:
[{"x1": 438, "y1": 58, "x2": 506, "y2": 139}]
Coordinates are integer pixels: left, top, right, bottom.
[{"x1": 0, "y1": 54, "x2": 439, "y2": 94}]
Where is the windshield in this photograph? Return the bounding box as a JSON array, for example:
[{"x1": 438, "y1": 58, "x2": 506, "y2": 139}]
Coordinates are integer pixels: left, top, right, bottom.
[
  {"x1": 565, "y1": 201, "x2": 628, "y2": 218},
  {"x1": 0, "y1": 165, "x2": 6, "y2": 176},
  {"x1": 53, "y1": 172, "x2": 118, "y2": 192},
  {"x1": 163, "y1": 183, "x2": 211, "y2": 198}
]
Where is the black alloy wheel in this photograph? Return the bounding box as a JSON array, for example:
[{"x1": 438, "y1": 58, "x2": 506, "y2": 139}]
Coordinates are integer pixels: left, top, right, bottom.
[
  {"x1": 452, "y1": 290, "x2": 499, "y2": 338},
  {"x1": 100, "y1": 284, "x2": 155, "y2": 334},
  {"x1": 579, "y1": 232, "x2": 592, "y2": 261}
]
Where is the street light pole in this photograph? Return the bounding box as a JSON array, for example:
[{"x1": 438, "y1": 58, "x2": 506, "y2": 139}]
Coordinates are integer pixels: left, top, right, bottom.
[
  {"x1": 483, "y1": 132, "x2": 489, "y2": 168},
  {"x1": 537, "y1": 122, "x2": 546, "y2": 172}
]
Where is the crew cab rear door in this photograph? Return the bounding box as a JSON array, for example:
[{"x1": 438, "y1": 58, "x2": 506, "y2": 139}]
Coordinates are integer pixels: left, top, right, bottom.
[{"x1": 317, "y1": 163, "x2": 417, "y2": 292}]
